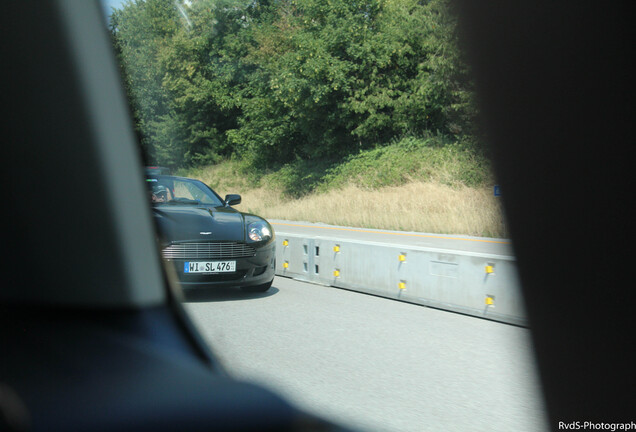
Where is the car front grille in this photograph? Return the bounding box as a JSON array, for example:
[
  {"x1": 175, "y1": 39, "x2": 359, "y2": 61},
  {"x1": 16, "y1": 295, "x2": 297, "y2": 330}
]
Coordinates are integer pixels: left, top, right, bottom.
[{"x1": 161, "y1": 242, "x2": 256, "y2": 260}]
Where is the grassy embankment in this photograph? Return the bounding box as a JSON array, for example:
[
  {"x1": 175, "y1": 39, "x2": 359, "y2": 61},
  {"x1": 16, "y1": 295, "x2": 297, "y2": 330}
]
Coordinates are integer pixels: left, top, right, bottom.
[{"x1": 179, "y1": 137, "x2": 507, "y2": 238}]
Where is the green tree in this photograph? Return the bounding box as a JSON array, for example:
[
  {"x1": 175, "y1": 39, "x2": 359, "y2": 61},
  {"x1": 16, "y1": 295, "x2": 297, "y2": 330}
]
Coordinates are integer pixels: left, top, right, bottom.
[
  {"x1": 110, "y1": 0, "x2": 183, "y2": 166},
  {"x1": 109, "y1": 0, "x2": 479, "y2": 170},
  {"x1": 159, "y1": 0, "x2": 255, "y2": 165}
]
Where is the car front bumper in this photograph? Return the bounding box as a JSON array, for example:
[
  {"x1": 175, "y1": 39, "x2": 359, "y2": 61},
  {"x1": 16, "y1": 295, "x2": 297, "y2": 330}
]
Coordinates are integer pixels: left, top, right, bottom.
[{"x1": 163, "y1": 242, "x2": 275, "y2": 289}]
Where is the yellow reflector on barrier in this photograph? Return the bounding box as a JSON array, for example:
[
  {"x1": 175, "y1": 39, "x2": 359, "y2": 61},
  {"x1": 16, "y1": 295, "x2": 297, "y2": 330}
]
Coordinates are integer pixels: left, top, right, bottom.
[
  {"x1": 485, "y1": 296, "x2": 494, "y2": 305},
  {"x1": 333, "y1": 245, "x2": 340, "y2": 252},
  {"x1": 398, "y1": 281, "x2": 406, "y2": 290},
  {"x1": 283, "y1": 261, "x2": 289, "y2": 269},
  {"x1": 485, "y1": 265, "x2": 494, "y2": 274},
  {"x1": 399, "y1": 254, "x2": 407, "y2": 262},
  {"x1": 333, "y1": 270, "x2": 340, "y2": 277},
  {"x1": 282, "y1": 240, "x2": 289, "y2": 246}
]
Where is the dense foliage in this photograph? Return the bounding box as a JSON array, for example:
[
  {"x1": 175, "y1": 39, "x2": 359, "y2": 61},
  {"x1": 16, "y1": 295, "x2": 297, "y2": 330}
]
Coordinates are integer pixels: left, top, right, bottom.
[{"x1": 110, "y1": 0, "x2": 478, "y2": 170}]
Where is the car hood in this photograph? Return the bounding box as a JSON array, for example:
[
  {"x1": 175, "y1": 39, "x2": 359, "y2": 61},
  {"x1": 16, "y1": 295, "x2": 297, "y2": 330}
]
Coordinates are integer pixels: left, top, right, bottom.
[{"x1": 152, "y1": 206, "x2": 245, "y2": 243}]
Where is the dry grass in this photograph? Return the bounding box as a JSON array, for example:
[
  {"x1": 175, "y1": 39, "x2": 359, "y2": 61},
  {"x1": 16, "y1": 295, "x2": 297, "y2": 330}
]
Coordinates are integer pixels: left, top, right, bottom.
[
  {"x1": 184, "y1": 159, "x2": 508, "y2": 238},
  {"x1": 215, "y1": 181, "x2": 507, "y2": 238}
]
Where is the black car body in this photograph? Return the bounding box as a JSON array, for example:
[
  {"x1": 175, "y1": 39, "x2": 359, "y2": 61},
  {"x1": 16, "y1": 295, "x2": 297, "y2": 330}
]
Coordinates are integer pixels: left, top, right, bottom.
[{"x1": 147, "y1": 175, "x2": 275, "y2": 292}]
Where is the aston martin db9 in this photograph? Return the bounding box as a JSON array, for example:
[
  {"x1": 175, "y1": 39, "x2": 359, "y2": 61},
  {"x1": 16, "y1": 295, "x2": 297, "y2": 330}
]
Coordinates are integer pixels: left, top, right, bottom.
[{"x1": 147, "y1": 174, "x2": 275, "y2": 292}]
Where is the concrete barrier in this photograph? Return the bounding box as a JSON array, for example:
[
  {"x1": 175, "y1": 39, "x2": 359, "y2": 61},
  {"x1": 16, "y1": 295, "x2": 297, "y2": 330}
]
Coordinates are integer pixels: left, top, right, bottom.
[{"x1": 275, "y1": 232, "x2": 527, "y2": 326}]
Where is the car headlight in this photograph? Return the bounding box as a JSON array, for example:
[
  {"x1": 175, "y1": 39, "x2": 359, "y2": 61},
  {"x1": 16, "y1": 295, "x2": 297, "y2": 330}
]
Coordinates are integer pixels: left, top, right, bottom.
[{"x1": 247, "y1": 220, "x2": 272, "y2": 242}]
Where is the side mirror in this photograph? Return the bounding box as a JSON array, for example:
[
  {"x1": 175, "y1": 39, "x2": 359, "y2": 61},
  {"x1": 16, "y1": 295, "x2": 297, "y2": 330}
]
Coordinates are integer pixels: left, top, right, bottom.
[{"x1": 224, "y1": 194, "x2": 241, "y2": 206}]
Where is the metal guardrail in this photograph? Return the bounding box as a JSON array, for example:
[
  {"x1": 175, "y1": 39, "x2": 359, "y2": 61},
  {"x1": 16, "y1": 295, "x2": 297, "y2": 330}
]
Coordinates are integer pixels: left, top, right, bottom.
[{"x1": 274, "y1": 232, "x2": 527, "y2": 326}]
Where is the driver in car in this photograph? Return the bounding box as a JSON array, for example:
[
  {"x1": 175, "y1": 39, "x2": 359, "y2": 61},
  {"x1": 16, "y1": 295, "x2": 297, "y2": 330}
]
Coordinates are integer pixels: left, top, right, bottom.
[{"x1": 151, "y1": 185, "x2": 169, "y2": 203}]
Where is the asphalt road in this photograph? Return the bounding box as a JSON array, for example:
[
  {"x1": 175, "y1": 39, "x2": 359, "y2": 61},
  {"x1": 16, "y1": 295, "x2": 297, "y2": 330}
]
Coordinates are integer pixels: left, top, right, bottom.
[
  {"x1": 269, "y1": 220, "x2": 515, "y2": 257},
  {"x1": 182, "y1": 276, "x2": 547, "y2": 432}
]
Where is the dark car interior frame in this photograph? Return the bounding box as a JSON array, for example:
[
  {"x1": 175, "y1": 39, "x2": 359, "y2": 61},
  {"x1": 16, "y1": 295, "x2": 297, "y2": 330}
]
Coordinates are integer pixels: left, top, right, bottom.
[{"x1": 2, "y1": 0, "x2": 633, "y2": 431}]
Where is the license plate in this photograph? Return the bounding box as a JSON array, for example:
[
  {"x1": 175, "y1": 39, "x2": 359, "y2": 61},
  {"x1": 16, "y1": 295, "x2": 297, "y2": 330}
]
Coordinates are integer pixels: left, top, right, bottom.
[{"x1": 184, "y1": 261, "x2": 236, "y2": 273}]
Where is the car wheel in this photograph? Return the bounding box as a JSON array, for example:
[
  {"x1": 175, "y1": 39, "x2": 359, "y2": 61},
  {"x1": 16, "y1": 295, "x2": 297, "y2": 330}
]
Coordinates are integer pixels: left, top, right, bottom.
[{"x1": 241, "y1": 280, "x2": 273, "y2": 293}]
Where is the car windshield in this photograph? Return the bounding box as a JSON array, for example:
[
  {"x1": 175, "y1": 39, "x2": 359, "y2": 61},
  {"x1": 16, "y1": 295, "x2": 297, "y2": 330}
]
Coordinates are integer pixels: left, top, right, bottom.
[
  {"x1": 101, "y1": 1, "x2": 547, "y2": 431},
  {"x1": 147, "y1": 177, "x2": 224, "y2": 207}
]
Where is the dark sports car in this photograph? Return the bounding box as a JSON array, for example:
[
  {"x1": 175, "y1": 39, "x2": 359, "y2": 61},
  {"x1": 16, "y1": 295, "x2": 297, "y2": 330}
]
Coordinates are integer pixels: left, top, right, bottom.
[{"x1": 147, "y1": 174, "x2": 275, "y2": 292}]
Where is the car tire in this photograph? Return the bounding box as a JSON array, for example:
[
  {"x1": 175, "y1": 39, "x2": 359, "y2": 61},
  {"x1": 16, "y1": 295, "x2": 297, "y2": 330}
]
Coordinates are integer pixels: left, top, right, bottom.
[{"x1": 241, "y1": 280, "x2": 273, "y2": 293}]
